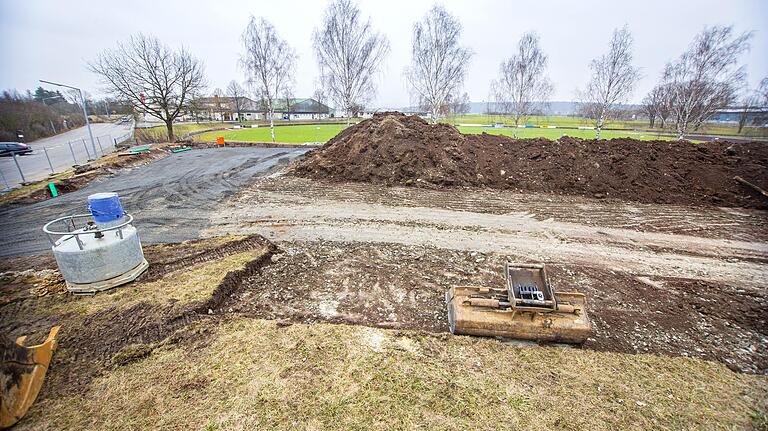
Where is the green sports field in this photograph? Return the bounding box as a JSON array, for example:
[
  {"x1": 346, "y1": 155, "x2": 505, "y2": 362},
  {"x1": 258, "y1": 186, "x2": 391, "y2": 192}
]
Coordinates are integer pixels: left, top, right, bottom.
[
  {"x1": 456, "y1": 126, "x2": 671, "y2": 141},
  {"x1": 192, "y1": 123, "x2": 677, "y2": 144},
  {"x1": 194, "y1": 124, "x2": 348, "y2": 144}
]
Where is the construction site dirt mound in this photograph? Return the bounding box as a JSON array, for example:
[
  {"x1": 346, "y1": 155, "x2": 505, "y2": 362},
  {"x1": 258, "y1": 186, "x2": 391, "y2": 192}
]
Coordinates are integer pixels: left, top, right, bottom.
[{"x1": 293, "y1": 112, "x2": 768, "y2": 209}]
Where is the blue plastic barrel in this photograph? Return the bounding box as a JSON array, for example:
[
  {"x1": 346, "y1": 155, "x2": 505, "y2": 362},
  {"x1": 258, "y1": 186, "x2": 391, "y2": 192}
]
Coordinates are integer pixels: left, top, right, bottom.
[{"x1": 88, "y1": 192, "x2": 125, "y2": 223}]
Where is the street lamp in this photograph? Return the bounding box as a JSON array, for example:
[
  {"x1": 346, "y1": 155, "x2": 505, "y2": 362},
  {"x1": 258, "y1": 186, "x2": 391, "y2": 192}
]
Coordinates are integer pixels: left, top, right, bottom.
[{"x1": 39, "y1": 79, "x2": 98, "y2": 159}]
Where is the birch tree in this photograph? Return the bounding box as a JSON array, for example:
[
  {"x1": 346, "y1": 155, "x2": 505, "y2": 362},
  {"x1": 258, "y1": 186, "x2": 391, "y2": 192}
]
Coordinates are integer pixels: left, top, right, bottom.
[
  {"x1": 313, "y1": 0, "x2": 389, "y2": 124},
  {"x1": 578, "y1": 26, "x2": 641, "y2": 139},
  {"x1": 491, "y1": 32, "x2": 552, "y2": 136},
  {"x1": 89, "y1": 34, "x2": 206, "y2": 141},
  {"x1": 663, "y1": 26, "x2": 752, "y2": 139},
  {"x1": 404, "y1": 5, "x2": 472, "y2": 123},
  {"x1": 241, "y1": 16, "x2": 296, "y2": 142}
]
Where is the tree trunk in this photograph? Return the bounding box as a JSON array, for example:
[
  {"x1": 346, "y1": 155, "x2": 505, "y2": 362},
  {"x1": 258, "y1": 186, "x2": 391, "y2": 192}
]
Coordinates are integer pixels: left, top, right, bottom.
[
  {"x1": 738, "y1": 109, "x2": 747, "y2": 134},
  {"x1": 595, "y1": 113, "x2": 604, "y2": 140},
  {"x1": 648, "y1": 114, "x2": 655, "y2": 128},
  {"x1": 269, "y1": 112, "x2": 275, "y2": 143},
  {"x1": 165, "y1": 121, "x2": 175, "y2": 142}
]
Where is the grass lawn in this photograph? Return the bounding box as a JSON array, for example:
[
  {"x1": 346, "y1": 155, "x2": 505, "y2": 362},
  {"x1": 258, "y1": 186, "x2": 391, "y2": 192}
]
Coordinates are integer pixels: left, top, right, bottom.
[
  {"x1": 456, "y1": 126, "x2": 676, "y2": 141},
  {"x1": 194, "y1": 124, "x2": 348, "y2": 144},
  {"x1": 186, "y1": 119, "x2": 765, "y2": 145},
  {"x1": 449, "y1": 114, "x2": 768, "y2": 138},
  {"x1": 194, "y1": 123, "x2": 675, "y2": 144}
]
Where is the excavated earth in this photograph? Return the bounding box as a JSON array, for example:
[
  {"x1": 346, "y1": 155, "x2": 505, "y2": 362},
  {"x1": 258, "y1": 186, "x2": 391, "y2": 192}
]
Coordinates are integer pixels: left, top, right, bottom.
[{"x1": 294, "y1": 112, "x2": 768, "y2": 209}]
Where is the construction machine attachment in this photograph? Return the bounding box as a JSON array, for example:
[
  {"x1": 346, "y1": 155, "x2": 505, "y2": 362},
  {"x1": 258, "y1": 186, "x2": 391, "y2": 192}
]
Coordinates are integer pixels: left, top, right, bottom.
[
  {"x1": 1, "y1": 326, "x2": 61, "y2": 429},
  {"x1": 446, "y1": 263, "x2": 591, "y2": 344}
]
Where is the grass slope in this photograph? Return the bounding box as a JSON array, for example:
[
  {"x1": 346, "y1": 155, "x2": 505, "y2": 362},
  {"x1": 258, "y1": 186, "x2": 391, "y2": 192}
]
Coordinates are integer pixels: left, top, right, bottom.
[{"x1": 21, "y1": 318, "x2": 767, "y2": 430}]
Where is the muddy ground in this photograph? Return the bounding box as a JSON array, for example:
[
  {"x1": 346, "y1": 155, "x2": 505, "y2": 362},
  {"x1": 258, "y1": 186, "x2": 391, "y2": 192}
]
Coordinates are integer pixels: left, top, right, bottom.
[
  {"x1": 215, "y1": 240, "x2": 765, "y2": 374},
  {"x1": 201, "y1": 175, "x2": 767, "y2": 374}
]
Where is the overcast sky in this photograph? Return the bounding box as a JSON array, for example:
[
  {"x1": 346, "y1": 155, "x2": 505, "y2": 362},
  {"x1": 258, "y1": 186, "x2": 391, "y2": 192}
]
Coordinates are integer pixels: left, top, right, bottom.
[{"x1": 1, "y1": 0, "x2": 766, "y2": 109}]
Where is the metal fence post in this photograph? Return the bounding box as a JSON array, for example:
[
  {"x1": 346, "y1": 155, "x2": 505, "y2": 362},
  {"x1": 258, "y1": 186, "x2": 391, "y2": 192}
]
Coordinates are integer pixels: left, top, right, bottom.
[
  {"x1": 81, "y1": 138, "x2": 91, "y2": 160},
  {"x1": 96, "y1": 136, "x2": 105, "y2": 156},
  {"x1": 12, "y1": 153, "x2": 27, "y2": 184},
  {"x1": 43, "y1": 147, "x2": 55, "y2": 173},
  {"x1": 68, "y1": 141, "x2": 77, "y2": 164}
]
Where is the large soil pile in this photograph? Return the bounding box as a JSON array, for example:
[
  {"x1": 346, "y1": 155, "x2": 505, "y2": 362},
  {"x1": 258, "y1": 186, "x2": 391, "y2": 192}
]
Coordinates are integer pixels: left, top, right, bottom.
[{"x1": 294, "y1": 112, "x2": 768, "y2": 209}]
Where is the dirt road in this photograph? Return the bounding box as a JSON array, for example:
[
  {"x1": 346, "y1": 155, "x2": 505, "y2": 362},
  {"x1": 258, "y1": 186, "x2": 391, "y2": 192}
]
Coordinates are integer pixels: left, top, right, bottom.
[
  {"x1": 203, "y1": 176, "x2": 768, "y2": 373},
  {"x1": 0, "y1": 147, "x2": 308, "y2": 256}
]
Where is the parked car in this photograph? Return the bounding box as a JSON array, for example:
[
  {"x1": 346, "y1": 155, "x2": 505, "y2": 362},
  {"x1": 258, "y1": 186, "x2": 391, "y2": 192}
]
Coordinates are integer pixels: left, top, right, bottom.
[{"x1": 0, "y1": 142, "x2": 33, "y2": 157}]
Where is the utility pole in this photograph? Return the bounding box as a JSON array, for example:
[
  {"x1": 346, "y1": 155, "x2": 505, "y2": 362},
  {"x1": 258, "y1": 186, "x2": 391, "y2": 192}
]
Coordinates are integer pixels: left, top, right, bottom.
[{"x1": 40, "y1": 79, "x2": 98, "y2": 159}]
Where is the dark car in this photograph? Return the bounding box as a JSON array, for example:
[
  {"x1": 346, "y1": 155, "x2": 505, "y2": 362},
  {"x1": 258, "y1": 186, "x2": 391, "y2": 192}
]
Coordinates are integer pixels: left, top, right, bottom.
[{"x1": 0, "y1": 142, "x2": 33, "y2": 157}]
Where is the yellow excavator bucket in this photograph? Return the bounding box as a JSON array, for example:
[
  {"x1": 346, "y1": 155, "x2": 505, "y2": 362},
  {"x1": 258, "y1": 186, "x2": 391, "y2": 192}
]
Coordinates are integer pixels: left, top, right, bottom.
[
  {"x1": 446, "y1": 263, "x2": 591, "y2": 343},
  {"x1": 1, "y1": 326, "x2": 60, "y2": 429}
]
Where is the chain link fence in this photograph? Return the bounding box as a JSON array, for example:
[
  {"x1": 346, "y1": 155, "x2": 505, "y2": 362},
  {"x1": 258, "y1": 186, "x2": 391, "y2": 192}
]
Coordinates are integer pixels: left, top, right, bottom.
[{"x1": 1, "y1": 123, "x2": 136, "y2": 191}]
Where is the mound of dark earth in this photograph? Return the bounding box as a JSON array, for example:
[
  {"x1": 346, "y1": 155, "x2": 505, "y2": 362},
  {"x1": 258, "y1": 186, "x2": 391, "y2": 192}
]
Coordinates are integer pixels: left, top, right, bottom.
[{"x1": 293, "y1": 112, "x2": 768, "y2": 209}]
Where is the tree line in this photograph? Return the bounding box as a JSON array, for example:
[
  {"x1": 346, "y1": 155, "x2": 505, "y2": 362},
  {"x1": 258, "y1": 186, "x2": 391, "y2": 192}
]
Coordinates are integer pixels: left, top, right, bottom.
[
  {"x1": 0, "y1": 86, "x2": 134, "y2": 142},
  {"x1": 88, "y1": 0, "x2": 765, "y2": 142}
]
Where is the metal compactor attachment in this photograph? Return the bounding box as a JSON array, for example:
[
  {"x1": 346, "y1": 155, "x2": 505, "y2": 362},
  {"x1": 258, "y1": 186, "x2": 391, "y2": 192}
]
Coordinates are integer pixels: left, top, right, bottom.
[
  {"x1": 446, "y1": 263, "x2": 592, "y2": 343},
  {"x1": 1, "y1": 326, "x2": 61, "y2": 429}
]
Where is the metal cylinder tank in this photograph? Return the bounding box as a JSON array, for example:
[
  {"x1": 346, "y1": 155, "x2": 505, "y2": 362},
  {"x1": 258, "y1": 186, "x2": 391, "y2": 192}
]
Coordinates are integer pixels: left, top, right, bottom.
[{"x1": 44, "y1": 193, "x2": 149, "y2": 294}]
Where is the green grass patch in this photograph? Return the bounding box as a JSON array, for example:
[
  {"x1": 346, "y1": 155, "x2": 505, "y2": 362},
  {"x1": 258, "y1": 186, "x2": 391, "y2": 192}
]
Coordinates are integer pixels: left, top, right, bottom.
[
  {"x1": 457, "y1": 126, "x2": 677, "y2": 141},
  {"x1": 194, "y1": 124, "x2": 348, "y2": 144},
  {"x1": 449, "y1": 114, "x2": 768, "y2": 138}
]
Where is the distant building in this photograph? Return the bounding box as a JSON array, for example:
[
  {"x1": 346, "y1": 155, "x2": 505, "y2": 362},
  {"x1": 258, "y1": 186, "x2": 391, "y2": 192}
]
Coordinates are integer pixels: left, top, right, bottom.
[
  {"x1": 189, "y1": 96, "x2": 332, "y2": 122},
  {"x1": 708, "y1": 107, "x2": 768, "y2": 126}
]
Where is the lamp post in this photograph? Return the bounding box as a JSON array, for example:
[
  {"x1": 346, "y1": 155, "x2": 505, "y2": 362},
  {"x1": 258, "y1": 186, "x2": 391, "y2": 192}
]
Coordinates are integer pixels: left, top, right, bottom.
[{"x1": 39, "y1": 79, "x2": 98, "y2": 160}]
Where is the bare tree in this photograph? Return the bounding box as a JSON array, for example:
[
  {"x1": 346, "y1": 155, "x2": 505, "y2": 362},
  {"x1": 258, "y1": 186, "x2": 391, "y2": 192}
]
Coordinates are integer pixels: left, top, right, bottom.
[
  {"x1": 282, "y1": 88, "x2": 295, "y2": 121},
  {"x1": 313, "y1": 0, "x2": 389, "y2": 125},
  {"x1": 89, "y1": 34, "x2": 206, "y2": 141},
  {"x1": 758, "y1": 77, "x2": 768, "y2": 105},
  {"x1": 641, "y1": 85, "x2": 662, "y2": 128},
  {"x1": 226, "y1": 80, "x2": 247, "y2": 123},
  {"x1": 664, "y1": 26, "x2": 752, "y2": 139},
  {"x1": 578, "y1": 26, "x2": 641, "y2": 139},
  {"x1": 491, "y1": 32, "x2": 552, "y2": 136},
  {"x1": 241, "y1": 16, "x2": 296, "y2": 142},
  {"x1": 187, "y1": 88, "x2": 205, "y2": 123},
  {"x1": 404, "y1": 5, "x2": 472, "y2": 124},
  {"x1": 451, "y1": 91, "x2": 471, "y2": 116}
]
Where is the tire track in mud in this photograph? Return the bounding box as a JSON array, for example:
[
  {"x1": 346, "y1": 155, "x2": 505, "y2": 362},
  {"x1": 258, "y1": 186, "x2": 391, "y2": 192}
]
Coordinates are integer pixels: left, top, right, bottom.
[{"x1": 247, "y1": 177, "x2": 768, "y2": 242}]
